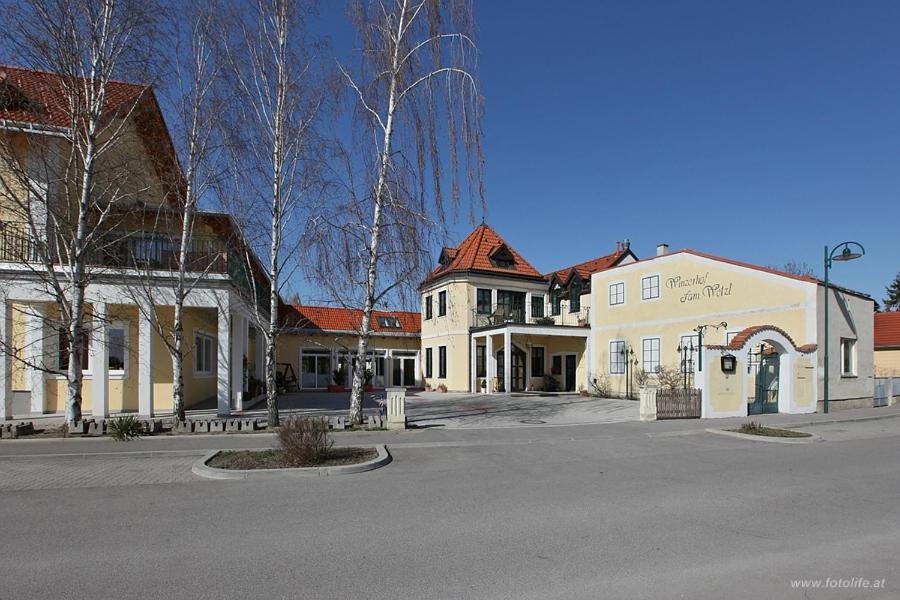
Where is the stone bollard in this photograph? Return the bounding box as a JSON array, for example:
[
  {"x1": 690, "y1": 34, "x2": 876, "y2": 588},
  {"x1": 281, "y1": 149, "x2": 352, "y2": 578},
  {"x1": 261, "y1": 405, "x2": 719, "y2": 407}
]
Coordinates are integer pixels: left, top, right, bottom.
[
  {"x1": 639, "y1": 385, "x2": 658, "y2": 421},
  {"x1": 241, "y1": 419, "x2": 257, "y2": 432},
  {"x1": 87, "y1": 421, "x2": 104, "y2": 436},
  {"x1": 14, "y1": 422, "x2": 35, "y2": 437},
  {"x1": 194, "y1": 420, "x2": 210, "y2": 434},
  {"x1": 69, "y1": 420, "x2": 89, "y2": 435},
  {"x1": 0, "y1": 423, "x2": 12, "y2": 438},
  {"x1": 226, "y1": 419, "x2": 241, "y2": 433},
  {"x1": 386, "y1": 387, "x2": 407, "y2": 430},
  {"x1": 210, "y1": 420, "x2": 226, "y2": 433},
  {"x1": 174, "y1": 420, "x2": 192, "y2": 434}
]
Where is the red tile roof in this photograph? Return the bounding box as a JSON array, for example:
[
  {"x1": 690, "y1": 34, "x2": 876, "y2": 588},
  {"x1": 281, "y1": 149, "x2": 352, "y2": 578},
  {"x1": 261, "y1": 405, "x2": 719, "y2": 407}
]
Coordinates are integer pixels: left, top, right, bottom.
[
  {"x1": 0, "y1": 65, "x2": 149, "y2": 129},
  {"x1": 423, "y1": 223, "x2": 545, "y2": 285},
  {"x1": 545, "y1": 249, "x2": 634, "y2": 283},
  {"x1": 280, "y1": 305, "x2": 421, "y2": 334},
  {"x1": 875, "y1": 312, "x2": 900, "y2": 348},
  {"x1": 705, "y1": 325, "x2": 816, "y2": 354}
]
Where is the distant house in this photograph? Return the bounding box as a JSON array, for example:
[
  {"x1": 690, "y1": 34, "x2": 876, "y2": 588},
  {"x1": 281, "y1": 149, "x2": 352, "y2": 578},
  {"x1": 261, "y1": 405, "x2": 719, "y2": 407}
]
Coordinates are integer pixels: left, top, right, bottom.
[{"x1": 875, "y1": 312, "x2": 900, "y2": 376}]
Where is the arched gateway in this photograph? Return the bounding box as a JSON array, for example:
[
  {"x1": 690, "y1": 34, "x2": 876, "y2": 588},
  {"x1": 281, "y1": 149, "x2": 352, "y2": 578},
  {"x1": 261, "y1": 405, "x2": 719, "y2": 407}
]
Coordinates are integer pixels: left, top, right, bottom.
[{"x1": 699, "y1": 326, "x2": 818, "y2": 418}]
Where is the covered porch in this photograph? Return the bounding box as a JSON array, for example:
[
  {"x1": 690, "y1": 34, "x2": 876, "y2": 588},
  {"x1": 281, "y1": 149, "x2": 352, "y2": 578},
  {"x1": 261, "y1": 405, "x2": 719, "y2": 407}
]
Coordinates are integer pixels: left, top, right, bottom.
[{"x1": 469, "y1": 324, "x2": 591, "y2": 394}]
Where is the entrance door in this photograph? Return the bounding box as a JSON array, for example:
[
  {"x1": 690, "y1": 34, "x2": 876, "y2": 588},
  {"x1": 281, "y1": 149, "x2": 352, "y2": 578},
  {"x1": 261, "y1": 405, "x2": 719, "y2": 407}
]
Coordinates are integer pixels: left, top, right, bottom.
[
  {"x1": 749, "y1": 351, "x2": 779, "y2": 414},
  {"x1": 497, "y1": 346, "x2": 527, "y2": 392},
  {"x1": 402, "y1": 358, "x2": 415, "y2": 386},
  {"x1": 564, "y1": 355, "x2": 577, "y2": 392},
  {"x1": 300, "y1": 351, "x2": 332, "y2": 389}
]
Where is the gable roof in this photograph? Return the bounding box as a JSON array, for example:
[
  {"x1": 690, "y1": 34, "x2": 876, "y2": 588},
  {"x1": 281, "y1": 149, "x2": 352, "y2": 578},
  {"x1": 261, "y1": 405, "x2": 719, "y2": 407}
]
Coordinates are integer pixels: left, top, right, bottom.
[
  {"x1": 423, "y1": 223, "x2": 545, "y2": 286},
  {"x1": 0, "y1": 65, "x2": 149, "y2": 130},
  {"x1": 280, "y1": 305, "x2": 421, "y2": 335},
  {"x1": 545, "y1": 248, "x2": 636, "y2": 285},
  {"x1": 875, "y1": 312, "x2": 900, "y2": 349}
]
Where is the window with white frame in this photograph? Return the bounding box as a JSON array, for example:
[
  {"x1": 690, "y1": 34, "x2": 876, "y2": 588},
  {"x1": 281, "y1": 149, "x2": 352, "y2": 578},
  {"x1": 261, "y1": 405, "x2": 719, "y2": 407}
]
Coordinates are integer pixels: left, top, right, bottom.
[
  {"x1": 107, "y1": 324, "x2": 128, "y2": 374},
  {"x1": 840, "y1": 338, "x2": 857, "y2": 376},
  {"x1": 609, "y1": 282, "x2": 625, "y2": 306},
  {"x1": 194, "y1": 332, "x2": 216, "y2": 375},
  {"x1": 642, "y1": 337, "x2": 661, "y2": 374},
  {"x1": 641, "y1": 275, "x2": 660, "y2": 300},
  {"x1": 609, "y1": 340, "x2": 626, "y2": 374}
]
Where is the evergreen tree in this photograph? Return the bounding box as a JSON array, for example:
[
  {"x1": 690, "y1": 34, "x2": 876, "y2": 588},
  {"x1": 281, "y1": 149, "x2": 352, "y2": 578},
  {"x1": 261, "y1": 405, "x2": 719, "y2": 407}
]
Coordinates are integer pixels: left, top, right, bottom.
[{"x1": 885, "y1": 272, "x2": 900, "y2": 311}]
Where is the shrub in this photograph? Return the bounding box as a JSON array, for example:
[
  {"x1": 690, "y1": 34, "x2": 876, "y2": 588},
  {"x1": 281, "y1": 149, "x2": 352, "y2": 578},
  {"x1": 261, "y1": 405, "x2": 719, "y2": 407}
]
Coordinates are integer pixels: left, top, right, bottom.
[
  {"x1": 655, "y1": 366, "x2": 683, "y2": 391},
  {"x1": 333, "y1": 368, "x2": 347, "y2": 387},
  {"x1": 534, "y1": 316, "x2": 555, "y2": 326},
  {"x1": 543, "y1": 374, "x2": 559, "y2": 392},
  {"x1": 276, "y1": 417, "x2": 333, "y2": 466},
  {"x1": 108, "y1": 415, "x2": 143, "y2": 441},
  {"x1": 590, "y1": 375, "x2": 610, "y2": 397},
  {"x1": 437, "y1": 383, "x2": 448, "y2": 393},
  {"x1": 364, "y1": 368, "x2": 373, "y2": 386}
]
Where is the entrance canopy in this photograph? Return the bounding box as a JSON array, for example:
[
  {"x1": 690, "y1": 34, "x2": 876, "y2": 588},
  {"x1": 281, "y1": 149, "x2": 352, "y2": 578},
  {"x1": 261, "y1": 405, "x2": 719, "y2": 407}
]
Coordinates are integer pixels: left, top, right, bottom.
[{"x1": 470, "y1": 323, "x2": 590, "y2": 393}]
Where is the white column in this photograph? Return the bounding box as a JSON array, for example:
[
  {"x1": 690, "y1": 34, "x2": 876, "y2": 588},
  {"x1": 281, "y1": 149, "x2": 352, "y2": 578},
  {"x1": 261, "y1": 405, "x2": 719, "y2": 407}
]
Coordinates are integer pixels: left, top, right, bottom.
[
  {"x1": 138, "y1": 303, "x2": 154, "y2": 417},
  {"x1": 413, "y1": 350, "x2": 420, "y2": 388},
  {"x1": 491, "y1": 289, "x2": 498, "y2": 315},
  {"x1": 486, "y1": 334, "x2": 494, "y2": 393},
  {"x1": 231, "y1": 313, "x2": 246, "y2": 410},
  {"x1": 470, "y1": 334, "x2": 477, "y2": 392},
  {"x1": 585, "y1": 335, "x2": 593, "y2": 392},
  {"x1": 504, "y1": 329, "x2": 512, "y2": 394},
  {"x1": 525, "y1": 292, "x2": 532, "y2": 323},
  {"x1": 27, "y1": 304, "x2": 46, "y2": 414},
  {"x1": 0, "y1": 301, "x2": 12, "y2": 420},
  {"x1": 91, "y1": 302, "x2": 109, "y2": 418},
  {"x1": 217, "y1": 301, "x2": 232, "y2": 417}
]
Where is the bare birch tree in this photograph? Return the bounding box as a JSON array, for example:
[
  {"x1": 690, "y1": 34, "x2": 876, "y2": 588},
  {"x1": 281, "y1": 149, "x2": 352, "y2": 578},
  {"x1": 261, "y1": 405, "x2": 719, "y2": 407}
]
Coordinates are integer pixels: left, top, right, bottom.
[
  {"x1": 311, "y1": 0, "x2": 483, "y2": 425},
  {"x1": 121, "y1": 0, "x2": 225, "y2": 423},
  {"x1": 222, "y1": 0, "x2": 324, "y2": 427},
  {"x1": 0, "y1": 0, "x2": 159, "y2": 424}
]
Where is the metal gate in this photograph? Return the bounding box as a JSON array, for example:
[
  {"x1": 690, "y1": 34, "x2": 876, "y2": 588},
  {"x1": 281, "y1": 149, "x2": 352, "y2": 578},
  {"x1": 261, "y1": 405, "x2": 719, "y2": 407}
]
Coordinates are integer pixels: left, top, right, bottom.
[
  {"x1": 874, "y1": 377, "x2": 898, "y2": 408},
  {"x1": 748, "y1": 345, "x2": 779, "y2": 415},
  {"x1": 656, "y1": 388, "x2": 702, "y2": 419}
]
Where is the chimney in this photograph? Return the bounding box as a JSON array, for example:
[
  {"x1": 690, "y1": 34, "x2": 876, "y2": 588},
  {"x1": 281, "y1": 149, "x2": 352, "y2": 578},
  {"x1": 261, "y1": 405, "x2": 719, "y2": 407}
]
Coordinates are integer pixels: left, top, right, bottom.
[
  {"x1": 615, "y1": 240, "x2": 621, "y2": 253},
  {"x1": 622, "y1": 239, "x2": 631, "y2": 252},
  {"x1": 656, "y1": 243, "x2": 669, "y2": 256}
]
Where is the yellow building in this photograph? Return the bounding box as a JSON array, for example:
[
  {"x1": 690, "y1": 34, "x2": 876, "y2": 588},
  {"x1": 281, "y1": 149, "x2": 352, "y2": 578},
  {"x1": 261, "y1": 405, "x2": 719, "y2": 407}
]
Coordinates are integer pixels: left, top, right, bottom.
[
  {"x1": 0, "y1": 66, "x2": 417, "y2": 422},
  {"x1": 420, "y1": 225, "x2": 876, "y2": 417},
  {"x1": 874, "y1": 312, "x2": 900, "y2": 376}
]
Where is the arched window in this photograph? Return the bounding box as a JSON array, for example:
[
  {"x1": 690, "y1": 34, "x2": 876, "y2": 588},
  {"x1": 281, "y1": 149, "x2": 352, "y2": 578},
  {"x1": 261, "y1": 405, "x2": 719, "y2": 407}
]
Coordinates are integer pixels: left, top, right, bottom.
[
  {"x1": 550, "y1": 283, "x2": 561, "y2": 315},
  {"x1": 569, "y1": 278, "x2": 582, "y2": 312}
]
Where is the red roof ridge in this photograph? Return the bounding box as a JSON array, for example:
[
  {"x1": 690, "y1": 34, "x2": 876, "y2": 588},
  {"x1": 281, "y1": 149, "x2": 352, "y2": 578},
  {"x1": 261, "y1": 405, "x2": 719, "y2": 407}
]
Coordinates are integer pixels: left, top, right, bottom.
[
  {"x1": 875, "y1": 311, "x2": 900, "y2": 348},
  {"x1": 280, "y1": 304, "x2": 421, "y2": 334},
  {"x1": 544, "y1": 248, "x2": 631, "y2": 281}
]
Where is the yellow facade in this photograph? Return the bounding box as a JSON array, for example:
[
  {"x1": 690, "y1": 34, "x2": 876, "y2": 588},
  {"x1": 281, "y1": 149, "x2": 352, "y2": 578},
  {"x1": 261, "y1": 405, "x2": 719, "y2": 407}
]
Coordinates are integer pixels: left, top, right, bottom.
[{"x1": 875, "y1": 348, "x2": 900, "y2": 376}]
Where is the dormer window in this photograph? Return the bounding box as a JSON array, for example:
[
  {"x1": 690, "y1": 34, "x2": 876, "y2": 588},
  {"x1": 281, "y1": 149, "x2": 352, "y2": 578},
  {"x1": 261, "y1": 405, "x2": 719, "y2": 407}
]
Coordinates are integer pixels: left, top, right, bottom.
[
  {"x1": 0, "y1": 75, "x2": 38, "y2": 112},
  {"x1": 550, "y1": 283, "x2": 562, "y2": 316},
  {"x1": 489, "y1": 244, "x2": 516, "y2": 269},
  {"x1": 376, "y1": 316, "x2": 402, "y2": 329},
  {"x1": 569, "y1": 278, "x2": 583, "y2": 312},
  {"x1": 438, "y1": 247, "x2": 457, "y2": 268}
]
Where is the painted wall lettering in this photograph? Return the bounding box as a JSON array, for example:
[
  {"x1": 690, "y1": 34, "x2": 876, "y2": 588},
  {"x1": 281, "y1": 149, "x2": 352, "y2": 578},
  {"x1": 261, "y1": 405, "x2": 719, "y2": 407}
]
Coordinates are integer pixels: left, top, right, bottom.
[{"x1": 667, "y1": 272, "x2": 734, "y2": 303}]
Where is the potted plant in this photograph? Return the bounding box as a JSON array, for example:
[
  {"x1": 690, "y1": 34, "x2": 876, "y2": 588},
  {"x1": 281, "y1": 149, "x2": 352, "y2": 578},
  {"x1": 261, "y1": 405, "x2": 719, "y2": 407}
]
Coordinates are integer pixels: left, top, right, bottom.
[
  {"x1": 328, "y1": 367, "x2": 347, "y2": 392},
  {"x1": 363, "y1": 368, "x2": 374, "y2": 391},
  {"x1": 479, "y1": 378, "x2": 487, "y2": 393}
]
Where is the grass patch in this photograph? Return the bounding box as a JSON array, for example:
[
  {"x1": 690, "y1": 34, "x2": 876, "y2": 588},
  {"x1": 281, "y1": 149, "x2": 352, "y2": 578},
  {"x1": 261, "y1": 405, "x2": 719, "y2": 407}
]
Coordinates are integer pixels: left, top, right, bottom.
[
  {"x1": 207, "y1": 447, "x2": 378, "y2": 470},
  {"x1": 733, "y1": 421, "x2": 811, "y2": 438}
]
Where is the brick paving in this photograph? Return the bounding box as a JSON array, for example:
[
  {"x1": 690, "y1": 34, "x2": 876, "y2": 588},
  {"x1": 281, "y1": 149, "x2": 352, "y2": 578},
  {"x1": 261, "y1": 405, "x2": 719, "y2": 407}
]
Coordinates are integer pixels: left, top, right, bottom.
[{"x1": 0, "y1": 453, "x2": 202, "y2": 491}]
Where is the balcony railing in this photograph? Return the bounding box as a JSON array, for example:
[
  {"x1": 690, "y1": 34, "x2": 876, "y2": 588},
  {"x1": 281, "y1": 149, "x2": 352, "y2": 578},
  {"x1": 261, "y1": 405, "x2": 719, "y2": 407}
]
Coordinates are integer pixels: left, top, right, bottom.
[
  {"x1": 0, "y1": 221, "x2": 228, "y2": 273},
  {"x1": 471, "y1": 305, "x2": 590, "y2": 329}
]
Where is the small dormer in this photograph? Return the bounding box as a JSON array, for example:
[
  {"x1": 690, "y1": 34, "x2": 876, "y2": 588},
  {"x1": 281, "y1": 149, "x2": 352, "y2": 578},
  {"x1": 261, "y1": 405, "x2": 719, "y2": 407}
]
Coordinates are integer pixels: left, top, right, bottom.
[
  {"x1": 0, "y1": 72, "x2": 39, "y2": 113},
  {"x1": 488, "y1": 243, "x2": 516, "y2": 269},
  {"x1": 438, "y1": 247, "x2": 458, "y2": 268}
]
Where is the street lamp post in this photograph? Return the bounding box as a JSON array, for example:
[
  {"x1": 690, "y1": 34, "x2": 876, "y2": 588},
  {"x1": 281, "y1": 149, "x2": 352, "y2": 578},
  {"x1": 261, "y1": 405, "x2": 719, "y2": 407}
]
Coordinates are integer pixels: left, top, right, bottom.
[{"x1": 823, "y1": 242, "x2": 865, "y2": 414}]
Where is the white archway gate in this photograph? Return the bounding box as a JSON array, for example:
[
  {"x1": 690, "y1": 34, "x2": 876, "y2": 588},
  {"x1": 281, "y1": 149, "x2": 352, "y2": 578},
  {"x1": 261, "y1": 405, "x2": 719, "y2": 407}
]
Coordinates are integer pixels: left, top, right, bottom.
[{"x1": 699, "y1": 326, "x2": 818, "y2": 419}]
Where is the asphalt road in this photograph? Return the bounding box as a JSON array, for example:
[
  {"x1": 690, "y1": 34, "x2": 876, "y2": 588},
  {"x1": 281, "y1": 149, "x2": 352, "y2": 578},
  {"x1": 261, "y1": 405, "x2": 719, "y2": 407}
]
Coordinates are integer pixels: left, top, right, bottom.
[{"x1": 1, "y1": 416, "x2": 898, "y2": 599}]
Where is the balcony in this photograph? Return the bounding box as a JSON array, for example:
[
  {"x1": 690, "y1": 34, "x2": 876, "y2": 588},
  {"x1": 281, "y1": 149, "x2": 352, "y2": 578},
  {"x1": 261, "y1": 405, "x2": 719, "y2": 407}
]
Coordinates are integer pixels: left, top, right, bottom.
[
  {"x1": 0, "y1": 221, "x2": 228, "y2": 273},
  {"x1": 471, "y1": 305, "x2": 590, "y2": 329}
]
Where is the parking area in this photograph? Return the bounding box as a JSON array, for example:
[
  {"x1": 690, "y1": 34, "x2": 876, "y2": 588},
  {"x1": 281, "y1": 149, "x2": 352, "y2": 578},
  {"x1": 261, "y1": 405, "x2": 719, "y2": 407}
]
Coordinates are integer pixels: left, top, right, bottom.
[{"x1": 270, "y1": 390, "x2": 639, "y2": 429}]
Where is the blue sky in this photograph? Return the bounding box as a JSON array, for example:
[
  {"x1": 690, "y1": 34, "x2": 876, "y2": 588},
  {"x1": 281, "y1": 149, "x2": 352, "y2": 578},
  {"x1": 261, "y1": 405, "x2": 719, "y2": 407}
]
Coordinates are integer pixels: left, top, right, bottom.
[{"x1": 320, "y1": 1, "x2": 900, "y2": 303}]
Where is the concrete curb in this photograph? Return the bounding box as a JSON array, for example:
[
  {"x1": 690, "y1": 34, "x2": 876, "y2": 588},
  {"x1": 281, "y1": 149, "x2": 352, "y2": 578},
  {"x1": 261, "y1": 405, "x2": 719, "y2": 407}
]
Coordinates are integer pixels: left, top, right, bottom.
[
  {"x1": 191, "y1": 445, "x2": 391, "y2": 480},
  {"x1": 706, "y1": 428, "x2": 820, "y2": 444}
]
